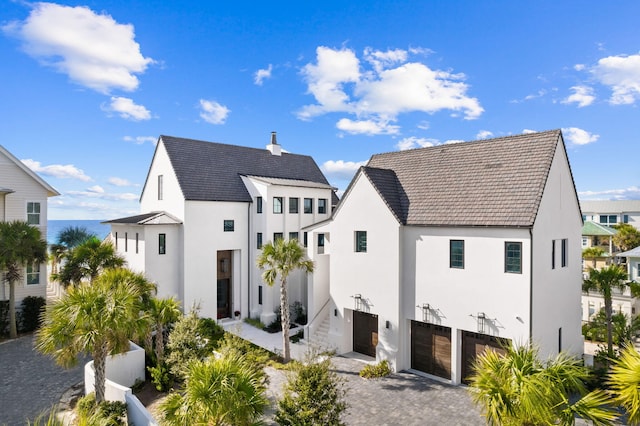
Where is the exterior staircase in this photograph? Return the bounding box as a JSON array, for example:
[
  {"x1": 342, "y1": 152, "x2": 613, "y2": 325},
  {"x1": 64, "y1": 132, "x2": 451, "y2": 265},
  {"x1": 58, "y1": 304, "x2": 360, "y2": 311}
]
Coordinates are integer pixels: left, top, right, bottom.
[{"x1": 304, "y1": 315, "x2": 335, "y2": 352}]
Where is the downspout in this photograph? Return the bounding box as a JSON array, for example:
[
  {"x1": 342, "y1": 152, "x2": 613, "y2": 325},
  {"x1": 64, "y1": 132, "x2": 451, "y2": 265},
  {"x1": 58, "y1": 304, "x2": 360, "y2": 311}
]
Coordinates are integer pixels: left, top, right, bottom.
[
  {"x1": 248, "y1": 203, "x2": 251, "y2": 318},
  {"x1": 529, "y1": 228, "x2": 534, "y2": 343}
]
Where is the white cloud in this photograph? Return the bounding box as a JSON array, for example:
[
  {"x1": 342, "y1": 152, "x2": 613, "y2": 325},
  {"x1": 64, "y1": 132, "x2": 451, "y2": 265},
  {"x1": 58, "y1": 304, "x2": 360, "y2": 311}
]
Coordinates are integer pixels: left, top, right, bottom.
[
  {"x1": 87, "y1": 185, "x2": 104, "y2": 193},
  {"x1": 123, "y1": 135, "x2": 157, "y2": 145},
  {"x1": 199, "y1": 99, "x2": 230, "y2": 124},
  {"x1": 591, "y1": 53, "x2": 640, "y2": 105},
  {"x1": 321, "y1": 160, "x2": 366, "y2": 180},
  {"x1": 3, "y1": 2, "x2": 153, "y2": 94},
  {"x1": 476, "y1": 130, "x2": 493, "y2": 139},
  {"x1": 336, "y1": 118, "x2": 399, "y2": 135},
  {"x1": 104, "y1": 97, "x2": 151, "y2": 121},
  {"x1": 522, "y1": 129, "x2": 537, "y2": 134},
  {"x1": 396, "y1": 136, "x2": 438, "y2": 151},
  {"x1": 562, "y1": 85, "x2": 595, "y2": 107},
  {"x1": 578, "y1": 186, "x2": 640, "y2": 200},
  {"x1": 417, "y1": 121, "x2": 430, "y2": 130},
  {"x1": 574, "y1": 64, "x2": 586, "y2": 71},
  {"x1": 254, "y1": 64, "x2": 273, "y2": 85},
  {"x1": 297, "y1": 46, "x2": 482, "y2": 135},
  {"x1": 562, "y1": 127, "x2": 599, "y2": 145},
  {"x1": 66, "y1": 188, "x2": 138, "y2": 201},
  {"x1": 108, "y1": 177, "x2": 137, "y2": 187},
  {"x1": 21, "y1": 159, "x2": 91, "y2": 181}
]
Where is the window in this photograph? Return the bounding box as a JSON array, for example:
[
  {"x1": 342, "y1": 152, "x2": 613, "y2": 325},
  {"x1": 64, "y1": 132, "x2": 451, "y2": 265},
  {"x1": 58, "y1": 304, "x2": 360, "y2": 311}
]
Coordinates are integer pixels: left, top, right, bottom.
[
  {"x1": 256, "y1": 196, "x2": 263, "y2": 214},
  {"x1": 257, "y1": 232, "x2": 263, "y2": 249},
  {"x1": 561, "y1": 238, "x2": 568, "y2": 267},
  {"x1": 450, "y1": 240, "x2": 464, "y2": 268},
  {"x1": 258, "y1": 286, "x2": 263, "y2": 305},
  {"x1": 599, "y1": 214, "x2": 617, "y2": 226},
  {"x1": 273, "y1": 197, "x2": 283, "y2": 214},
  {"x1": 318, "y1": 233, "x2": 325, "y2": 254},
  {"x1": 624, "y1": 214, "x2": 630, "y2": 223},
  {"x1": 289, "y1": 232, "x2": 299, "y2": 241},
  {"x1": 505, "y1": 242, "x2": 522, "y2": 273},
  {"x1": 551, "y1": 240, "x2": 556, "y2": 269},
  {"x1": 159, "y1": 233, "x2": 166, "y2": 255},
  {"x1": 26, "y1": 263, "x2": 40, "y2": 285},
  {"x1": 582, "y1": 237, "x2": 588, "y2": 247},
  {"x1": 224, "y1": 220, "x2": 234, "y2": 232},
  {"x1": 318, "y1": 199, "x2": 327, "y2": 214},
  {"x1": 355, "y1": 231, "x2": 367, "y2": 253},
  {"x1": 135, "y1": 233, "x2": 139, "y2": 254},
  {"x1": 158, "y1": 175, "x2": 163, "y2": 200},
  {"x1": 304, "y1": 198, "x2": 313, "y2": 214},
  {"x1": 27, "y1": 202, "x2": 40, "y2": 225},
  {"x1": 115, "y1": 232, "x2": 118, "y2": 250},
  {"x1": 289, "y1": 197, "x2": 299, "y2": 214},
  {"x1": 303, "y1": 232, "x2": 308, "y2": 247},
  {"x1": 125, "y1": 232, "x2": 128, "y2": 252},
  {"x1": 274, "y1": 232, "x2": 283, "y2": 242}
]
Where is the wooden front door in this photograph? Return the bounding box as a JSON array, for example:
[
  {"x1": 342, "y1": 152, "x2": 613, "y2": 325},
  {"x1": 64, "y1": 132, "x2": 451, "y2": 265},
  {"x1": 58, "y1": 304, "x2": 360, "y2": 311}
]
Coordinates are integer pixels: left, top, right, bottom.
[
  {"x1": 216, "y1": 251, "x2": 232, "y2": 319},
  {"x1": 411, "y1": 321, "x2": 452, "y2": 380},
  {"x1": 461, "y1": 330, "x2": 510, "y2": 384},
  {"x1": 353, "y1": 311, "x2": 378, "y2": 357}
]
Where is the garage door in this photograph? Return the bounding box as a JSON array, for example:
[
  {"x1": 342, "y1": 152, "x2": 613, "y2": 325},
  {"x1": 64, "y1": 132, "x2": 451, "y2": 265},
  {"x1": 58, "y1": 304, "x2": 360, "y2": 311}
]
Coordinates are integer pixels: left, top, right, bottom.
[
  {"x1": 353, "y1": 311, "x2": 378, "y2": 357},
  {"x1": 461, "y1": 331, "x2": 510, "y2": 384},
  {"x1": 411, "y1": 321, "x2": 451, "y2": 380}
]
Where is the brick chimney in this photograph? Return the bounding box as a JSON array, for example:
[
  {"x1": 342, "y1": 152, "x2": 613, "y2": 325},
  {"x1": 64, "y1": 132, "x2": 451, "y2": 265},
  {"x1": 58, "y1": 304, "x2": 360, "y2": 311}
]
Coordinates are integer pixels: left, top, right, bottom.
[{"x1": 266, "y1": 131, "x2": 281, "y2": 156}]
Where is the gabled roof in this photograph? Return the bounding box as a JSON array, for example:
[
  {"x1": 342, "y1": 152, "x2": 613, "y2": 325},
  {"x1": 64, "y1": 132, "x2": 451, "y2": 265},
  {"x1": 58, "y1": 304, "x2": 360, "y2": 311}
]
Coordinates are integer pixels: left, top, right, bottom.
[
  {"x1": 618, "y1": 246, "x2": 640, "y2": 258},
  {"x1": 103, "y1": 211, "x2": 182, "y2": 225},
  {"x1": 158, "y1": 136, "x2": 330, "y2": 202},
  {"x1": 580, "y1": 200, "x2": 640, "y2": 214},
  {"x1": 0, "y1": 145, "x2": 59, "y2": 197},
  {"x1": 245, "y1": 175, "x2": 335, "y2": 190},
  {"x1": 365, "y1": 130, "x2": 565, "y2": 227},
  {"x1": 582, "y1": 221, "x2": 617, "y2": 236}
]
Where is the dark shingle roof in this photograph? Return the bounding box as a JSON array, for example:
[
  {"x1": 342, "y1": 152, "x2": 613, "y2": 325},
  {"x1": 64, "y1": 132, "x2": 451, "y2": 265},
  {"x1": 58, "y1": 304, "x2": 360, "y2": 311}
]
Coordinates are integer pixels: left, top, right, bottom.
[
  {"x1": 361, "y1": 167, "x2": 407, "y2": 224},
  {"x1": 160, "y1": 136, "x2": 330, "y2": 202},
  {"x1": 365, "y1": 130, "x2": 563, "y2": 227}
]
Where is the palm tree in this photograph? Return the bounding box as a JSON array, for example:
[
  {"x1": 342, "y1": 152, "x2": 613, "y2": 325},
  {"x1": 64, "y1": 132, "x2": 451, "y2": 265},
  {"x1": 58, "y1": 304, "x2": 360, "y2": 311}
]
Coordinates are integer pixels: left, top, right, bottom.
[
  {"x1": 257, "y1": 238, "x2": 313, "y2": 362},
  {"x1": 0, "y1": 221, "x2": 47, "y2": 339},
  {"x1": 160, "y1": 354, "x2": 268, "y2": 426},
  {"x1": 149, "y1": 296, "x2": 181, "y2": 364},
  {"x1": 583, "y1": 264, "x2": 630, "y2": 357},
  {"x1": 55, "y1": 236, "x2": 125, "y2": 286},
  {"x1": 467, "y1": 344, "x2": 617, "y2": 425},
  {"x1": 609, "y1": 345, "x2": 640, "y2": 424},
  {"x1": 36, "y1": 268, "x2": 148, "y2": 403},
  {"x1": 56, "y1": 225, "x2": 95, "y2": 249}
]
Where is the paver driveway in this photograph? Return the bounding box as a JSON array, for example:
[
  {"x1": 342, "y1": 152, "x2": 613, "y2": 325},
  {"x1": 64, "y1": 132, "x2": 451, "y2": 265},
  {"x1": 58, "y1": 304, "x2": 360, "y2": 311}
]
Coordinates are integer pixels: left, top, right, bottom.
[{"x1": 0, "y1": 335, "x2": 85, "y2": 425}]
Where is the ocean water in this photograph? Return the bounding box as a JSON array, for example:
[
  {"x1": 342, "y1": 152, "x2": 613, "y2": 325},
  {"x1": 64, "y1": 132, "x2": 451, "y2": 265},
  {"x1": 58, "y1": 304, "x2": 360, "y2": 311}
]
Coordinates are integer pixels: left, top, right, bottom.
[{"x1": 47, "y1": 220, "x2": 111, "y2": 245}]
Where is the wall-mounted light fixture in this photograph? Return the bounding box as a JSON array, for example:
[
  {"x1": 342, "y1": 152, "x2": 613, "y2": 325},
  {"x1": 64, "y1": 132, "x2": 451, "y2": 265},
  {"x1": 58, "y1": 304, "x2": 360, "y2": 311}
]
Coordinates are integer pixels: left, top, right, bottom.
[
  {"x1": 352, "y1": 294, "x2": 363, "y2": 311},
  {"x1": 477, "y1": 312, "x2": 486, "y2": 334},
  {"x1": 385, "y1": 320, "x2": 390, "y2": 329},
  {"x1": 417, "y1": 303, "x2": 431, "y2": 323}
]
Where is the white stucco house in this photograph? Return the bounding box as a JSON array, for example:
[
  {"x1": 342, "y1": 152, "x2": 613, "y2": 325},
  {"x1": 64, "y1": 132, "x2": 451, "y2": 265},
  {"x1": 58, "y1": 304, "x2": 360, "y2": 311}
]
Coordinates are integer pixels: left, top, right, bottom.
[
  {"x1": 0, "y1": 145, "x2": 59, "y2": 304},
  {"x1": 305, "y1": 129, "x2": 584, "y2": 384},
  {"x1": 581, "y1": 200, "x2": 640, "y2": 230},
  {"x1": 105, "y1": 133, "x2": 335, "y2": 324}
]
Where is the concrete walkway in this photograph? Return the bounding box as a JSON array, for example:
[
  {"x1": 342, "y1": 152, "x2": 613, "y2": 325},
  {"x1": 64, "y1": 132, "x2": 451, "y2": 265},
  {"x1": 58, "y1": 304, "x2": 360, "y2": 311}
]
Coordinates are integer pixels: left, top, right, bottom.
[{"x1": 0, "y1": 335, "x2": 85, "y2": 425}]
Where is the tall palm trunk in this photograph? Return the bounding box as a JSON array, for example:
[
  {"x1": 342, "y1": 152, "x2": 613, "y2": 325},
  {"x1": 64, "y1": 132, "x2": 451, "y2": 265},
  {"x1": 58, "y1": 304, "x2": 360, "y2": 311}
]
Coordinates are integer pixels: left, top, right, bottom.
[
  {"x1": 8, "y1": 278, "x2": 17, "y2": 339},
  {"x1": 93, "y1": 341, "x2": 108, "y2": 403},
  {"x1": 280, "y1": 278, "x2": 291, "y2": 362},
  {"x1": 155, "y1": 323, "x2": 165, "y2": 365},
  {"x1": 605, "y1": 297, "x2": 614, "y2": 358}
]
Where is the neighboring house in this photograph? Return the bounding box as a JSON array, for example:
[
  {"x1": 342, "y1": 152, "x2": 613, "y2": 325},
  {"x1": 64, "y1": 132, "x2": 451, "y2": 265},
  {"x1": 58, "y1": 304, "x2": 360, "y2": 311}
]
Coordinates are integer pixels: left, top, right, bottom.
[
  {"x1": 306, "y1": 129, "x2": 583, "y2": 385},
  {"x1": 581, "y1": 221, "x2": 617, "y2": 271},
  {"x1": 105, "y1": 133, "x2": 335, "y2": 324},
  {"x1": 0, "y1": 145, "x2": 59, "y2": 304},
  {"x1": 581, "y1": 200, "x2": 640, "y2": 230}
]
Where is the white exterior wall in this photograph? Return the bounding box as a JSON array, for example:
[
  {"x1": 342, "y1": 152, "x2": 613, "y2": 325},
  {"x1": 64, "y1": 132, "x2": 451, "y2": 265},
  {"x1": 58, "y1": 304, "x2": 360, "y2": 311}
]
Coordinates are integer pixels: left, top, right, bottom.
[
  {"x1": 403, "y1": 226, "x2": 531, "y2": 382},
  {"x1": 183, "y1": 200, "x2": 248, "y2": 319},
  {"x1": 531, "y1": 142, "x2": 583, "y2": 358},
  {"x1": 0, "y1": 151, "x2": 50, "y2": 303},
  {"x1": 140, "y1": 141, "x2": 185, "y2": 220},
  {"x1": 111, "y1": 225, "x2": 145, "y2": 274},
  {"x1": 145, "y1": 224, "x2": 182, "y2": 300},
  {"x1": 324, "y1": 173, "x2": 401, "y2": 366}
]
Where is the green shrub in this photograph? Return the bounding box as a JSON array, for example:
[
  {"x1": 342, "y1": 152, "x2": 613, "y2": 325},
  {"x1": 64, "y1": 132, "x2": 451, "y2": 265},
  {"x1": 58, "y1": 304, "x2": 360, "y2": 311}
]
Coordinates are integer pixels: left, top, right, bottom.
[
  {"x1": 276, "y1": 356, "x2": 347, "y2": 425},
  {"x1": 244, "y1": 316, "x2": 266, "y2": 329},
  {"x1": 359, "y1": 359, "x2": 391, "y2": 379},
  {"x1": 19, "y1": 296, "x2": 46, "y2": 332},
  {"x1": 149, "y1": 363, "x2": 173, "y2": 392},
  {"x1": 290, "y1": 329, "x2": 304, "y2": 343},
  {"x1": 291, "y1": 301, "x2": 307, "y2": 325},
  {"x1": 216, "y1": 332, "x2": 274, "y2": 369},
  {"x1": 76, "y1": 393, "x2": 97, "y2": 418},
  {"x1": 0, "y1": 300, "x2": 8, "y2": 337},
  {"x1": 76, "y1": 393, "x2": 126, "y2": 426}
]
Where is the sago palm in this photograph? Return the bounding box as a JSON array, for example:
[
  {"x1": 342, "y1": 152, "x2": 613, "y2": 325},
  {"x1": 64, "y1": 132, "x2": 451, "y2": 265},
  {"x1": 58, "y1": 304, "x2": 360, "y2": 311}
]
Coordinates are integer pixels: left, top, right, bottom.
[
  {"x1": 609, "y1": 345, "x2": 640, "y2": 424},
  {"x1": 467, "y1": 344, "x2": 617, "y2": 426},
  {"x1": 160, "y1": 354, "x2": 268, "y2": 426},
  {"x1": 36, "y1": 268, "x2": 148, "y2": 403},
  {"x1": 257, "y1": 238, "x2": 313, "y2": 362}
]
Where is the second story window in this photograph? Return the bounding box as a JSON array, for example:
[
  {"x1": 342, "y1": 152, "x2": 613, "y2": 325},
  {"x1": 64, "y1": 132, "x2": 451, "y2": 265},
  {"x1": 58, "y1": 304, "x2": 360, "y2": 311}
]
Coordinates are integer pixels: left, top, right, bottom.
[
  {"x1": 505, "y1": 242, "x2": 522, "y2": 274},
  {"x1": 599, "y1": 215, "x2": 617, "y2": 226},
  {"x1": 355, "y1": 231, "x2": 367, "y2": 253},
  {"x1": 289, "y1": 197, "x2": 299, "y2": 214},
  {"x1": 224, "y1": 220, "x2": 235, "y2": 232},
  {"x1": 27, "y1": 202, "x2": 40, "y2": 225},
  {"x1": 274, "y1": 232, "x2": 283, "y2": 242},
  {"x1": 318, "y1": 199, "x2": 327, "y2": 214},
  {"x1": 450, "y1": 240, "x2": 464, "y2": 268},
  {"x1": 561, "y1": 238, "x2": 568, "y2": 267},
  {"x1": 273, "y1": 197, "x2": 283, "y2": 214},
  {"x1": 158, "y1": 175, "x2": 163, "y2": 200},
  {"x1": 257, "y1": 232, "x2": 263, "y2": 249},
  {"x1": 159, "y1": 233, "x2": 166, "y2": 255},
  {"x1": 256, "y1": 196, "x2": 263, "y2": 214},
  {"x1": 304, "y1": 198, "x2": 313, "y2": 214},
  {"x1": 125, "y1": 232, "x2": 128, "y2": 252},
  {"x1": 289, "y1": 232, "x2": 299, "y2": 241}
]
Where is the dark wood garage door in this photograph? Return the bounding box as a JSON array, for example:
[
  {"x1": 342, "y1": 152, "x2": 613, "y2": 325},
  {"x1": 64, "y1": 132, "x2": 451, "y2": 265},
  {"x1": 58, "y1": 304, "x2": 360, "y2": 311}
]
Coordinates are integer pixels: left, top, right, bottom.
[
  {"x1": 461, "y1": 331, "x2": 510, "y2": 384},
  {"x1": 411, "y1": 321, "x2": 452, "y2": 380},
  {"x1": 353, "y1": 311, "x2": 378, "y2": 357}
]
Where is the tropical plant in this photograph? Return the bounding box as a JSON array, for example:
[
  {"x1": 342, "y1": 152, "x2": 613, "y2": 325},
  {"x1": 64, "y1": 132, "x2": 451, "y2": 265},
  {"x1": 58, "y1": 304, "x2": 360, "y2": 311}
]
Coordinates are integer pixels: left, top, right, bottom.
[
  {"x1": 257, "y1": 238, "x2": 314, "y2": 362},
  {"x1": 55, "y1": 236, "x2": 125, "y2": 286},
  {"x1": 582, "y1": 309, "x2": 640, "y2": 347},
  {"x1": 583, "y1": 264, "x2": 631, "y2": 358},
  {"x1": 48, "y1": 243, "x2": 66, "y2": 277},
  {"x1": 36, "y1": 268, "x2": 148, "y2": 403},
  {"x1": 0, "y1": 220, "x2": 48, "y2": 338},
  {"x1": 359, "y1": 359, "x2": 391, "y2": 379},
  {"x1": 57, "y1": 225, "x2": 96, "y2": 249},
  {"x1": 609, "y1": 345, "x2": 640, "y2": 424},
  {"x1": 148, "y1": 296, "x2": 181, "y2": 365},
  {"x1": 467, "y1": 344, "x2": 617, "y2": 426},
  {"x1": 613, "y1": 223, "x2": 640, "y2": 252},
  {"x1": 160, "y1": 354, "x2": 268, "y2": 426},
  {"x1": 19, "y1": 295, "x2": 46, "y2": 332},
  {"x1": 582, "y1": 247, "x2": 606, "y2": 269},
  {"x1": 276, "y1": 355, "x2": 347, "y2": 426}
]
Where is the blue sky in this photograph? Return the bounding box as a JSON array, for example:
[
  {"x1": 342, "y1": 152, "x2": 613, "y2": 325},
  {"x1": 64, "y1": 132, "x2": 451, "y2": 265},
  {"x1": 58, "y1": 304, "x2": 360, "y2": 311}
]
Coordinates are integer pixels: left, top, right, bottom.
[{"x1": 2, "y1": 1, "x2": 640, "y2": 219}]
